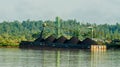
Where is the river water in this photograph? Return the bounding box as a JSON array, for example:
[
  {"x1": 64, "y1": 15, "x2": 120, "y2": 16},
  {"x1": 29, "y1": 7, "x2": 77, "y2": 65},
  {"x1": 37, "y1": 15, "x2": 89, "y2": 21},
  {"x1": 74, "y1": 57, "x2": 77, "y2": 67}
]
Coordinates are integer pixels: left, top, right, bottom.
[{"x1": 0, "y1": 48, "x2": 119, "y2": 67}]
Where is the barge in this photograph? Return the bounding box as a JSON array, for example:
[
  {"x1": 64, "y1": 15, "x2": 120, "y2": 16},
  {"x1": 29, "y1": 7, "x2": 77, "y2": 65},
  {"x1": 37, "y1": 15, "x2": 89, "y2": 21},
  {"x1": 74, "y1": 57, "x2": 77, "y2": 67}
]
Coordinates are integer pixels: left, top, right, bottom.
[
  {"x1": 19, "y1": 35, "x2": 105, "y2": 49},
  {"x1": 19, "y1": 23, "x2": 120, "y2": 50}
]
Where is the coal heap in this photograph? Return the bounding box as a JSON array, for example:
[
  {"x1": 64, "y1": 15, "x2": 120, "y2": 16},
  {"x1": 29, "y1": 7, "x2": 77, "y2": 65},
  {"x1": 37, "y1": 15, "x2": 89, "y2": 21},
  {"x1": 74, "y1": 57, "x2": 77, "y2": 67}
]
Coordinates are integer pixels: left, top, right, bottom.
[
  {"x1": 81, "y1": 38, "x2": 97, "y2": 45},
  {"x1": 67, "y1": 37, "x2": 80, "y2": 44},
  {"x1": 45, "y1": 35, "x2": 56, "y2": 43},
  {"x1": 55, "y1": 36, "x2": 67, "y2": 43},
  {"x1": 35, "y1": 37, "x2": 44, "y2": 42},
  {"x1": 37, "y1": 34, "x2": 97, "y2": 45},
  {"x1": 77, "y1": 40, "x2": 82, "y2": 44}
]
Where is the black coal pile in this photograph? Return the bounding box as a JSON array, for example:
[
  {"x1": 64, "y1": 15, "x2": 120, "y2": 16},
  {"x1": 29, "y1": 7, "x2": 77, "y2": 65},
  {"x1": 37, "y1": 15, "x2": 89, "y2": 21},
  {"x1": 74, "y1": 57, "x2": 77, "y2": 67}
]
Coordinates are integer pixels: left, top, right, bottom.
[
  {"x1": 67, "y1": 37, "x2": 80, "y2": 44},
  {"x1": 40, "y1": 39, "x2": 45, "y2": 42},
  {"x1": 34, "y1": 34, "x2": 96, "y2": 46},
  {"x1": 77, "y1": 40, "x2": 82, "y2": 44},
  {"x1": 45, "y1": 35, "x2": 56, "y2": 43},
  {"x1": 34, "y1": 37, "x2": 44, "y2": 42},
  {"x1": 55, "y1": 36, "x2": 67, "y2": 43},
  {"x1": 81, "y1": 38, "x2": 97, "y2": 45}
]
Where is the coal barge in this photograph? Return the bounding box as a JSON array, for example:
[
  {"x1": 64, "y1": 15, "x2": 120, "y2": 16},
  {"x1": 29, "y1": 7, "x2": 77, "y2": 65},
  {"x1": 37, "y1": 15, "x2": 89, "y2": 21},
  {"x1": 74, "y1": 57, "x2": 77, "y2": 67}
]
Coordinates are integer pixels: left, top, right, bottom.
[
  {"x1": 19, "y1": 23, "x2": 120, "y2": 50},
  {"x1": 19, "y1": 35, "x2": 120, "y2": 50},
  {"x1": 20, "y1": 34, "x2": 99, "y2": 49},
  {"x1": 19, "y1": 35, "x2": 98, "y2": 49},
  {"x1": 19, "y1": 23, "x2": 98, "y2": 49}
]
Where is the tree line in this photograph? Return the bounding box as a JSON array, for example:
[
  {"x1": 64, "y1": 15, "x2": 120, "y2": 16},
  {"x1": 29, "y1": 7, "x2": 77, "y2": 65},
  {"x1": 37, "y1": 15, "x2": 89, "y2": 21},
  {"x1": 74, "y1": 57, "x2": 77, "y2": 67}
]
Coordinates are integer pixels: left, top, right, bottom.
[{"x1": 0, "y1": 17, "x2": 120, "y2": 46}]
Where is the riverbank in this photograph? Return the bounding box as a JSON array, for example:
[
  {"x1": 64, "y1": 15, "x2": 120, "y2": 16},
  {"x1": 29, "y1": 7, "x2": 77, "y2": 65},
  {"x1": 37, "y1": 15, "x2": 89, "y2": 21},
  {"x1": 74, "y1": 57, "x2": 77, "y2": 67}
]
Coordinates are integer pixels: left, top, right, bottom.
[{"x1": 0, "y1": 45, "x2": 19, "y2": 48}]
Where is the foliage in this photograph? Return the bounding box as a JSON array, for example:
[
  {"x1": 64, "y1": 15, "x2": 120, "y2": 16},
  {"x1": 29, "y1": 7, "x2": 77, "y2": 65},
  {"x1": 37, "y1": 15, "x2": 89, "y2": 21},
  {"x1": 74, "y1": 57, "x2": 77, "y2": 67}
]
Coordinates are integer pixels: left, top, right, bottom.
[{"x1": 0, "y1": 17, "x2": 120, "y2": 46}]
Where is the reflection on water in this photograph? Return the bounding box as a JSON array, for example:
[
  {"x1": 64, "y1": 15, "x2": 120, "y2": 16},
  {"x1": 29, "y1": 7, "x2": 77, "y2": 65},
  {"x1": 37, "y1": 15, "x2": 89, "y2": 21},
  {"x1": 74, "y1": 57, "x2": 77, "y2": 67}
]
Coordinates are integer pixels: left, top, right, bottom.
[
  {"x1": 0, "y1": 48, "x2": 120, "y2": 67},
  {"x1": 91, "y1": 50, "x2": 107, "y2": 67}
]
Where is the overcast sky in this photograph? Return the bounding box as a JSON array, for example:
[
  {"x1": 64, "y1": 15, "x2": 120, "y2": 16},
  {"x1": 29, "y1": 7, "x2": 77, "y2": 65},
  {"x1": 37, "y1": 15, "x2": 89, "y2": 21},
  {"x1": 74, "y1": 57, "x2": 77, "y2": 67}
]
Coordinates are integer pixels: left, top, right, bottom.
[{"x1": 0, "y1": 0, "x2": 120, "y2": 24}]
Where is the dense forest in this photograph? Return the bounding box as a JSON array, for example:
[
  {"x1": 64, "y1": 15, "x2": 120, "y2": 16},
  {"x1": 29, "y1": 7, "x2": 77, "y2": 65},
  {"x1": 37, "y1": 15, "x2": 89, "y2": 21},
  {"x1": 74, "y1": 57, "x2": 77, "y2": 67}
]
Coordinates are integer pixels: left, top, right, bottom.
[{"x1": 0, "y1": 17, "x2": 120, "y2": 46}]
